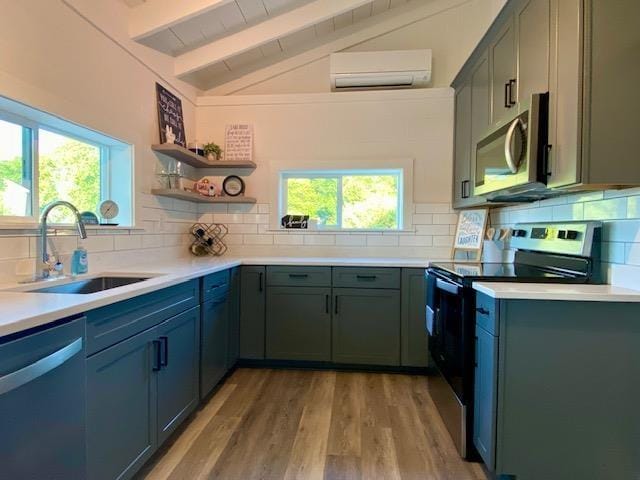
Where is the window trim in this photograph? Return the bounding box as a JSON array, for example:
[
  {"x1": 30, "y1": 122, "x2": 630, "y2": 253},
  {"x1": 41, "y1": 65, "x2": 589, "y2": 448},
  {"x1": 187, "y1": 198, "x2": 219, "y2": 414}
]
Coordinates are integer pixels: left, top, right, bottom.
[{"x1": 279, "y1": 168, "x2": 405, "y2": 231}]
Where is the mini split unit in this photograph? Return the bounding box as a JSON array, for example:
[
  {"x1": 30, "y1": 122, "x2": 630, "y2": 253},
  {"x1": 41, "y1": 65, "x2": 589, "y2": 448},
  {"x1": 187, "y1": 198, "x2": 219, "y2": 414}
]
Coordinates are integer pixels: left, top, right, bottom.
[{"x1": 329, "y1": 49, "x2": 432, "y2": 91}]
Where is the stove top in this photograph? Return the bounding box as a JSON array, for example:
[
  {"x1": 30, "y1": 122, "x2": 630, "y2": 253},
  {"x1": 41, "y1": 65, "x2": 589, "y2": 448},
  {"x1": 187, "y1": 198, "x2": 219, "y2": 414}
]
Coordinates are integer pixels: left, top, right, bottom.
[{"x1": 427, "y1": 261, "x2": 593, "y2": 286}]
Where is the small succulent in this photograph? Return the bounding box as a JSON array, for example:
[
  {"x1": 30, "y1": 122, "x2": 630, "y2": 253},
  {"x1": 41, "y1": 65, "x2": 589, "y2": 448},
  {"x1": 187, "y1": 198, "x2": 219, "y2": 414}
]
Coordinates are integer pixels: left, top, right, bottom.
[{"x1": 203, "y1": 142, "x2": 223, "y2": 159}]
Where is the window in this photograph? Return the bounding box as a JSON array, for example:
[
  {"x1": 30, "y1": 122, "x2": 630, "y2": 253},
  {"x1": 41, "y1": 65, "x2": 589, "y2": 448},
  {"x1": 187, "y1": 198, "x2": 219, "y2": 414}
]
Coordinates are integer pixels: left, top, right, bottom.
[
  {"x1": 0, "y1": 96, "x2": 133, "y2": 226},
  {"x1": 281, "y1": 170, "x2": 403, "y2": 230}
]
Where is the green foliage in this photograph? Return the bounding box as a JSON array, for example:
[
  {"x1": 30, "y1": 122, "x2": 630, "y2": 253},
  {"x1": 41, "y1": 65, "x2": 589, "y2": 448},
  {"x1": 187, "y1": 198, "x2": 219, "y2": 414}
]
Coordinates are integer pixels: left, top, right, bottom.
[
  {"x1": 203, "y1": 142, "x2": 222, "y2": 157},
  {"x1": 0, "y1": 139, "x2": 100, "y2": 222},
  {"x1": 285, "y1": 174, "x2": 399, "y2": 229},
  {"x1": 286, "y1": 177, "x2": 338, "y2": 226}
]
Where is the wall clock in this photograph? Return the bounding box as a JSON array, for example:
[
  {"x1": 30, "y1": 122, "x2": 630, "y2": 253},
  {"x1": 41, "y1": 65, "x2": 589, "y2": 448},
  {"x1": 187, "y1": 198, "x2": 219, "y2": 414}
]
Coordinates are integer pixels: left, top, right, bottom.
[
  {"x1": 222, "y1": 176, "x2": 245, "y2": 197},
  {"x1": 99, "y1": 200, "x2": 119, "y2": 225}
]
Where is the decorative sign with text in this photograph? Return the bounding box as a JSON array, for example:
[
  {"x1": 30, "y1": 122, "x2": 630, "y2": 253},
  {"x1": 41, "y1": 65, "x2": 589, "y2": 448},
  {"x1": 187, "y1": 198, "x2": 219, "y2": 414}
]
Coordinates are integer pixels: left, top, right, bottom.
[
  {"x1": 156, "y1": 83, "x2": 186, "y2": 147},
  {"x1": 453, "y1": 209, "x2": 488, "y2": 258},
  {"x1": 224, "y1": 124, "x2": 253, "y2": 162}
]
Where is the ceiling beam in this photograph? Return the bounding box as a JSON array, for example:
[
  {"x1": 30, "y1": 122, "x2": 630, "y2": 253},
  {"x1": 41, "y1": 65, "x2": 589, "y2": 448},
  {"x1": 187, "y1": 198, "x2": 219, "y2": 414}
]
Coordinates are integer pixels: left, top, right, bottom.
[
  {"x1": 174, "y1": 0, "x2": 373, "y2": 78},
  {"x1": 201, "y1": 0, "x2": 470, "y2": 95},
  {"x1": 129, "y1": 0, "x2": 235, "y2": 40}
]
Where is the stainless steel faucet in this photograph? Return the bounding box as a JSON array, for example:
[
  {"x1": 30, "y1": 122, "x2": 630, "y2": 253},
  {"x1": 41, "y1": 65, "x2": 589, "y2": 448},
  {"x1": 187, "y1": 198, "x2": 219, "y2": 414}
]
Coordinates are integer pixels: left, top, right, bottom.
[{"x1": 39, "y1": 201, "x2": 87, "y2": 279}]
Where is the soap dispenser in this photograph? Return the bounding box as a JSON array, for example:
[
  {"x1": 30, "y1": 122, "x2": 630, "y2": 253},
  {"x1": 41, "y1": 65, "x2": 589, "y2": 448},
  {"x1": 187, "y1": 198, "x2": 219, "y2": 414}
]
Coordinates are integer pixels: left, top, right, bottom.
[{"x1": 71, "y1": 247, "x2": 88, "y2": 275}]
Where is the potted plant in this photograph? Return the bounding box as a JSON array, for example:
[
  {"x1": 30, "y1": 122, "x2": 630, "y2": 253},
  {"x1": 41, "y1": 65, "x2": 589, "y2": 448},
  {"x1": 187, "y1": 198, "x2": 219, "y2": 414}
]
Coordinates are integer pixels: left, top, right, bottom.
[{"x1": 203, "y1": 142, "x2": 223, "y2": 162}]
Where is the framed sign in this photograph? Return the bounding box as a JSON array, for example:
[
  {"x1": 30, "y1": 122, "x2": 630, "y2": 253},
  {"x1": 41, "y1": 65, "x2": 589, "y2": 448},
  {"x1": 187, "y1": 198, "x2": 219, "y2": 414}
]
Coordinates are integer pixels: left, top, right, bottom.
[
  {"x1": 453, "y1": 208, "x2": 489, "y2": 261},
  {"x1": 224, "y1": 124, "x2": 253, "y2": 162},
  {"x1": 156, "y1": 83, "x2": 186, "y2": 147}
]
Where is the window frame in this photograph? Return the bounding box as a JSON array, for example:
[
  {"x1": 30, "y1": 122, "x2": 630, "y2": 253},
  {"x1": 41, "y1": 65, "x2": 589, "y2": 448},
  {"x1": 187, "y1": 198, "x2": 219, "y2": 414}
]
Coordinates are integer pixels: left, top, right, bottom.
[
  {"x1": 279, "y1": 168, "x2": 404, "y2": 231},
  {"x1": 0, "y1": 112, "x2": 108, "y2": 225}
]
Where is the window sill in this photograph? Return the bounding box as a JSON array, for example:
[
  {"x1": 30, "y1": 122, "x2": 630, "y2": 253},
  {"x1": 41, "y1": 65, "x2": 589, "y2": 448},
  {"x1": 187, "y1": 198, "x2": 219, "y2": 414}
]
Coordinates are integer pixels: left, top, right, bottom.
[
  {"x1": 265, "y1": 228, "x2": 417, "y2": 234},
  {"x1": 0, "y1": 223, "x2": 142, "y2": 235}
]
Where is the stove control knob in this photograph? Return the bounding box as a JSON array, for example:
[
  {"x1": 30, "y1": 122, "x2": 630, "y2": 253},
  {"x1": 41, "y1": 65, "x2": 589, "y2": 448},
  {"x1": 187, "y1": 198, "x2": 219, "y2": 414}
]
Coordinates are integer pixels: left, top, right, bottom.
[
  {"x1": 512, "y1": 229, "x2": 527, "y2": 238},
  {"x1": 566, "y1": 230, "x2": 579, "y2": 240},
  {"x1": 558, "y1": 230, "x2": 567, "y2": 239}
]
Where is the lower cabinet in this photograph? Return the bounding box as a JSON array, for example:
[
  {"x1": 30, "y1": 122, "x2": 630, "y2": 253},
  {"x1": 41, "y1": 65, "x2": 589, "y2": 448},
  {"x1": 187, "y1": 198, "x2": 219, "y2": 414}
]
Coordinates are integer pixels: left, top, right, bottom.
[
  {"x1": 401, "y1": 268, "x2": 429, "y2": 367},
  {"x1": 86, "y1": 326, "x2": 158, "y2": 480},
  {"x1": 239, "y1": 266, "x2": 266, "y2": 359},
  {"x1": 266, "y1": 286, "x2": 331, "y2": 361},
  {"x1": 473, "y1": 323, "x2": 498, "y2": 471},
  {"x1": 200, "y1": 293, "x2": 229, "y2": 399},
  {"x1": 227, "y1": 266, "x2": 241, "y2": 368},
  {"x1": 86, "y1": 306, "x2": 200, "y2": 480},
  {"x1": 332, "y1": 288, "x2": 401, "y2": 366},
  {"x1": 156, "y1": 307, "x2": 201, "y2": 444}
]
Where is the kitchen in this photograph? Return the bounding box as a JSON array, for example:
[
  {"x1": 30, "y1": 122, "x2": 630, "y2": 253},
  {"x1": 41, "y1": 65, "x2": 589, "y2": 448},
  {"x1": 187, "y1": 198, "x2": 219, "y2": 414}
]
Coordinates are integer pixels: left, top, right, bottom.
[{"x1": 0, "y1": 1, "x2": 638, "y2": 479}]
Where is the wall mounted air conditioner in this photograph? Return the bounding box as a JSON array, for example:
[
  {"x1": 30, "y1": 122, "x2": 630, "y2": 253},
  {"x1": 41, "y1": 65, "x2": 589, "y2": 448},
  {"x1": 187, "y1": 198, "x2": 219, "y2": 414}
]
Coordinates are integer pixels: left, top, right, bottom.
[{"x1": 329, "y1": 49, "x2": 432, "y2": 91}]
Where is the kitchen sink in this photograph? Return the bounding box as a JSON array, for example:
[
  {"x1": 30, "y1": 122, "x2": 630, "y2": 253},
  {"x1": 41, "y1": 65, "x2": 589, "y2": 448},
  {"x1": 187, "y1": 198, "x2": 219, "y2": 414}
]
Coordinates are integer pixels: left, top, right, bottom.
[{"x1": 28, "y1": 276, "x2": 152, "y2": 294}]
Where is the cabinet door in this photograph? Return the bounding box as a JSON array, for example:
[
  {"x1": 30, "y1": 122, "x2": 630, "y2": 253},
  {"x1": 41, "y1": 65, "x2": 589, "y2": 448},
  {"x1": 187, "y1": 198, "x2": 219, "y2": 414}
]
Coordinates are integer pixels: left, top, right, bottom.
[
  {"x1": 453, "y1": 82, "x2": 472, "y2": 208},
  {"x1": 473, "y1": 325, "x2": 498, "y2": 471},
  {"x1": 227, "y1": 266, "x2": 240, "y2": 368},
  {"x1": 490, "y1": 19, "x2": 517, "y2": 125},
  {"x1": 87, "y1": 327, "x2": 158, "y2": 480},
  {"x1": 201, "y1": 295, "x2": 229, "y2": 399},
  {"x1": 469, "y1": 52, "x2": 491, "y2": 203},
  {"x1": 156, "y1": 307, "x2": 200, "y2": 444},
  {"x1": 333, "y1": 288, "x2": 401, "y2": 366},
  {"x1": 401, "y1": 269, "x2": 428, "y2": 367},
  {"x1": 516, "y1": 0, "x2": 550, "y2": 103},
  {"x1": 239, "y1": 266, "x2": 266, "y2": 359},
  {"x1": 266, "y1": 286, "x2": 331, "y2": 361}
]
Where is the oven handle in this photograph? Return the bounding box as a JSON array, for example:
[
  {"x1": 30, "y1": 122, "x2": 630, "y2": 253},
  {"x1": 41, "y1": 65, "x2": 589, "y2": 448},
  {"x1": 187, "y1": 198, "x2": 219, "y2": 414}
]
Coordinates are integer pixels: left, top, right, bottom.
[
  {"x1": 436, "y1": 278, "x2": 460, "y2": 296},
  {"x1": 504, "y1": 117, "x2": 523, "y2": 174}
]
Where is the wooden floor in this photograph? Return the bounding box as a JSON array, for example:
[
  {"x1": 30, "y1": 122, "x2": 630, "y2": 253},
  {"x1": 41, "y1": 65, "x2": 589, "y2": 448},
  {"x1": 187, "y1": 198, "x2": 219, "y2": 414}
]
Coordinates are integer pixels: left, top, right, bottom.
[{"x1": 138, "y1": 368, "x2": 487, "y2": 480}]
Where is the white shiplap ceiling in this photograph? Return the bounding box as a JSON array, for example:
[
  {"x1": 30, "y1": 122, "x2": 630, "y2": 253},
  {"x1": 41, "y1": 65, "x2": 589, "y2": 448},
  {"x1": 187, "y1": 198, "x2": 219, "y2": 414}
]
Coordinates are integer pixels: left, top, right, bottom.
[{"x1": 125, "y1": 0, "x2": 414, "y2": 90}]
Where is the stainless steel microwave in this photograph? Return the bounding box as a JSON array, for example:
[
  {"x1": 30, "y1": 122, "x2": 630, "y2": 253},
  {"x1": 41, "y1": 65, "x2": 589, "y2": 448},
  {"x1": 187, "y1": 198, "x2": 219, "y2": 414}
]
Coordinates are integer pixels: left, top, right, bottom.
[{"x1": 473, "y1": 93, "x2": 550, "y2": 200}]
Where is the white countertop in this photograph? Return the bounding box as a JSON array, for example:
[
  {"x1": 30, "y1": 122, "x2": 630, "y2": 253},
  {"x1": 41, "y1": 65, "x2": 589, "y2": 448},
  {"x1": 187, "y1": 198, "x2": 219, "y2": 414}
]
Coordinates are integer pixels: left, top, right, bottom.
[
  {"x1": 0, "y1": 256, "x2": 435, "y2": 338},
  {"x1": 473, "y1": 282, "x2": 640, "y2": 302}
]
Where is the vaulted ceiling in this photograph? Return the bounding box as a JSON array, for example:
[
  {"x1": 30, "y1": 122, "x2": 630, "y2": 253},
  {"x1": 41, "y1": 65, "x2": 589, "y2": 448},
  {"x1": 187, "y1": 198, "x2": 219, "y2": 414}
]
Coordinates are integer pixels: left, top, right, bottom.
[{"x1": 121, "y1": 0, "x2": 430, "y2": 91}]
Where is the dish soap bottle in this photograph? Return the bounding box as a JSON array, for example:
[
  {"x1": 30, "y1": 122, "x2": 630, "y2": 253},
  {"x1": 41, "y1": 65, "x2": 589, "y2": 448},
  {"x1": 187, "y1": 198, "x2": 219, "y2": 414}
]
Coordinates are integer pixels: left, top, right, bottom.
[{"x1": 71, "y1": 247, "x2": 88, "y2": 275}]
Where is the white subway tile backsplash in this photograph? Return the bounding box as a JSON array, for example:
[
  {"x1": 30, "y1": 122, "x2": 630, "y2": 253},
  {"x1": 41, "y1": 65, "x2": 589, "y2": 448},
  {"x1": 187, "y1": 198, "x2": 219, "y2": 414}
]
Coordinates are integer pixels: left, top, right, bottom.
[
  {"x1": 273, "y1": 235, "x2": 304, "y2": 246},
  {"x1": 415, "y1": 203, "x2": 452, "y2": 214},
  {"x1": 335, "y1": 235, "x2": 367, "y2": 247},
  {"x1": 142, "y1": 235, "x2": 164, "y2": 249},
  {"x1": 213, "y1": 213, "x2": 244, "y2": 224},
  {"x1": 584, "y1": 198, "x2": 628, "y2": 220},
  {"x1": 399, "y1": 236, "x2": 433, "y2": 247},
  {"x1": 366, "y1": 235, "x2": 399, "y2": 247},
  {"x1": 228, "y1": 224, "x2": 258, "y2": 234},
  {"x1": 552, "y1": 203, "x2": 584, "y2": 221},
  {"x1": 433, "y1": 236, "x2": 454, "y2": 247},
  {"x1": 243, "y1": 234, "x2": 274, "y2": 245},
  {"x1": 0, "y1": 238, "x2": 30, "y2": 260},
  {"x1": 258, "y1": 204, "x2": 270, "y2": 214},
  {"x1": 304, "y1": 235, "x2": 335, "y2": 246},
  {"x1": 412, "y1": 214, "x2": 433, "y2": 225},
  {"x1": 228, "y1": 204, "x2": 258, "y2": 214},
  {"x1": 625, "y1": 243, "x2": 640, "y2": 266},
  {"x1": 415, "y1": 225, "x2": 451, "y2": 236},
  {"x1": 114, "y1": 235, "x2": 143, "y2": 251},
  {"x1": 433, "y1": 213, "x2": 459, "y2": 225}
]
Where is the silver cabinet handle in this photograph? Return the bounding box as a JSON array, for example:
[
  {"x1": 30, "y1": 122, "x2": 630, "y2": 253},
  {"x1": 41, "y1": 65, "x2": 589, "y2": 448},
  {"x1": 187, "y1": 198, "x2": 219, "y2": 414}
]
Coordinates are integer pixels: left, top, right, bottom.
[
  {"x1": 0, "y1": 337, "x2": 83, "y2": 395},
  {"x1": 504, "y1": 117, "x2": 523, "y2": 174}
]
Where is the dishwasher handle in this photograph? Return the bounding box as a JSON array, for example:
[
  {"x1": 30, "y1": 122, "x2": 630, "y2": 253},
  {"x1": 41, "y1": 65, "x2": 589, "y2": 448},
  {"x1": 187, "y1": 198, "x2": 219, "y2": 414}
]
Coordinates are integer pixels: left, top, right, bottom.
[{"x1": 0, "y1": 337, "x2": 83, "y2": 396}]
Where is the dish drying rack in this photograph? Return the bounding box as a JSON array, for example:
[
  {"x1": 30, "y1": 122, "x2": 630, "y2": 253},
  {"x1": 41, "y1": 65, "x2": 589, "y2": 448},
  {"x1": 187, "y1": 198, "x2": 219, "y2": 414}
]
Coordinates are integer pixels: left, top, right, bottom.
[{"x1": 190, "y1": 223, "x2": 228, "y2": 256}]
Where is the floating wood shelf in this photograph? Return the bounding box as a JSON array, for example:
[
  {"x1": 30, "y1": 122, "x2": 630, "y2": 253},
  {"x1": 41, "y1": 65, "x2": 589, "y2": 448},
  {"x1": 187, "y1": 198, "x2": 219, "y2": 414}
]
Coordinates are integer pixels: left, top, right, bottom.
[
  {"x1": 151, "y1": 144, "x2": 257, "y2": 169},
  {"x1": 151, "y1": 189, "x2": 256, "y2": 204}
]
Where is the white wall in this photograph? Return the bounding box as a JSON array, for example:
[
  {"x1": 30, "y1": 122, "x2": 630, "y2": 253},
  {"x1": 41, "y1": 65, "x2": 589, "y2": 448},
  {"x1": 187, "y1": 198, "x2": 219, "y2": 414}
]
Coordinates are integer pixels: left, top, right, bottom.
[
  {"x1": 195, "y1": 89, "x2": 458, "y2": 258},
  {"x1": 0, "y1": 0, "x2": 201, "y2": 281},
  {"x1": 220, "y1": 0, "x2": 506, "y2": 95}
]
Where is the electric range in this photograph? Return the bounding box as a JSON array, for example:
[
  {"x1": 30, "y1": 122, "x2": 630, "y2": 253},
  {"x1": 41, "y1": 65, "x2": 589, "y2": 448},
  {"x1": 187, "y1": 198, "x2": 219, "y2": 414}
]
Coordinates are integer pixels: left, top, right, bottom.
[{"x1": 424, "y1": 221, "x2": 603, "y2": 460}]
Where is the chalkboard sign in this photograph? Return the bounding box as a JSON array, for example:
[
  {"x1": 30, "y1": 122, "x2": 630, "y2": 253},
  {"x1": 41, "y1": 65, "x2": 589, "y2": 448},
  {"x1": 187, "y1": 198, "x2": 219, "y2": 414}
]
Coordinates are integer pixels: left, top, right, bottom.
[{"x1": 156, "y1": 83, "x2": 186, "y2": 147}]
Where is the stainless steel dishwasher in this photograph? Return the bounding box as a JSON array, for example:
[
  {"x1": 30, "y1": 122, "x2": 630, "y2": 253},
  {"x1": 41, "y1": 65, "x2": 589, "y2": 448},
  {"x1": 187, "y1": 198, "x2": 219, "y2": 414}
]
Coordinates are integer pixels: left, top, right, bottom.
[{"x1": 0, "y1": 316, "x2": 86, "y2": 479}]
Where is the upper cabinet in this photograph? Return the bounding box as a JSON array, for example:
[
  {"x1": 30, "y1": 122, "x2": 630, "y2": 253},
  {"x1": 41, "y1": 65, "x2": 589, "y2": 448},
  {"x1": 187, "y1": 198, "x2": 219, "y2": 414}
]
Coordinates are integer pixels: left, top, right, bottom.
[{"x1": 451, "y1": 0, "x2": 640, "y2": 209}]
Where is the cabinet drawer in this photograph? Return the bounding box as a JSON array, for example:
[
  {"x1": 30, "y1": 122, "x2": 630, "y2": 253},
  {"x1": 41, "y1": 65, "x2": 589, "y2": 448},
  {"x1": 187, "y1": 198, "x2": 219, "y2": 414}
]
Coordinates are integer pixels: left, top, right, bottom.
[
  {"x1": 86, "y1": 280, "x2": 199, "y2": 356},
  {"x1": 475, "y1": 292, "x2": 499, "y2": 335},
  {"x1": 332, "y1": 267, "x2": 400, "y2": 289},
  {"x1": 202, "y1": 269, "x2": 230, "y2": 302},
  {"x1": 266, "y1": 266, "x2": 331, "y2": 287}
]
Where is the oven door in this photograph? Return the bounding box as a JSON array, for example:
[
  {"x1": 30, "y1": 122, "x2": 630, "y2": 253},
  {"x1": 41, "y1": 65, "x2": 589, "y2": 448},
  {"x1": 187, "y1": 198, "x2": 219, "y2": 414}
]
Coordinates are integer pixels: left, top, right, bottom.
[
  {"x1": 473, "y1": 93, "x2": 546, "y2": 197},
  {"x1": 426, "y1": 272, "x2": 465, "y2": 401}
]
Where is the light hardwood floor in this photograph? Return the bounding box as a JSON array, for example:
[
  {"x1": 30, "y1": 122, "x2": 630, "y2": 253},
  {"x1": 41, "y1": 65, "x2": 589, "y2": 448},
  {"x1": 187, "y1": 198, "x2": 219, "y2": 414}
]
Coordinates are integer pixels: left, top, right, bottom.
[{"x1": 137, "y1": 368, "x2": 487, "y2": 480}]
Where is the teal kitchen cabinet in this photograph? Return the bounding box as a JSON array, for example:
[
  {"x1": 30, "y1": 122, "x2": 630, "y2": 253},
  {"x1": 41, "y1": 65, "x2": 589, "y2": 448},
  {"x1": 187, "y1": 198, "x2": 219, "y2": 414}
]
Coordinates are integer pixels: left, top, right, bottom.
[
  {"x1": 400, "y1": 269, "x2": 429, "y2": 367},
  {"x1": 200, "y1": 292, "x2": 229, "y2": 399},
  {"x1": 86, "y1": 325, "x2": 158, "y2": 480},
  {"x1": 227, "y1": 266, "x2": 240, "y2": 368},
  {"x1": 156, "y1": 307, "x2": 201, "y2": 444},
  {"x1": 266, "y1": 286, "x2": 331, "y2": 361},
  {"x1": 332, "y1": 288, "x2": 401, "y2": 366},
  {"x1": 473, "y1": 292, "x2": 640, "y2": 479},
  {"x1": 239, "y1": 266, "x2": 266, "y2": 359},
  {"x1": 86, "y1": 281, "x2": 201, "y2": 480},
  {"x1": 473, "y1": 322, "x2": 498, "y2": 470}
]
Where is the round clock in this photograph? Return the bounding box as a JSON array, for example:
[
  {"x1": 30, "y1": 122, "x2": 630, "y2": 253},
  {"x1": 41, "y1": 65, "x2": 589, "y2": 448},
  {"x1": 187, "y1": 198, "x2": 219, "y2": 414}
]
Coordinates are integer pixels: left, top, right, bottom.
[
  {"x1": 222, "y1": 176, "x2": 245, "y2": 197},
  {"x1": 99, "y1": 200, "x2": 119, "y2": 221}
]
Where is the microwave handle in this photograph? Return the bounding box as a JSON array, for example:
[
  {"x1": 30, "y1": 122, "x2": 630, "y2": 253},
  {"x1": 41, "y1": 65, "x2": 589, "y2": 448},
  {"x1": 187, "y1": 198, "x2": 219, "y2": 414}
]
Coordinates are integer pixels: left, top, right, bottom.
[{"x1": 504, "y1": 117, "x2": 523, "y2": 174}]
